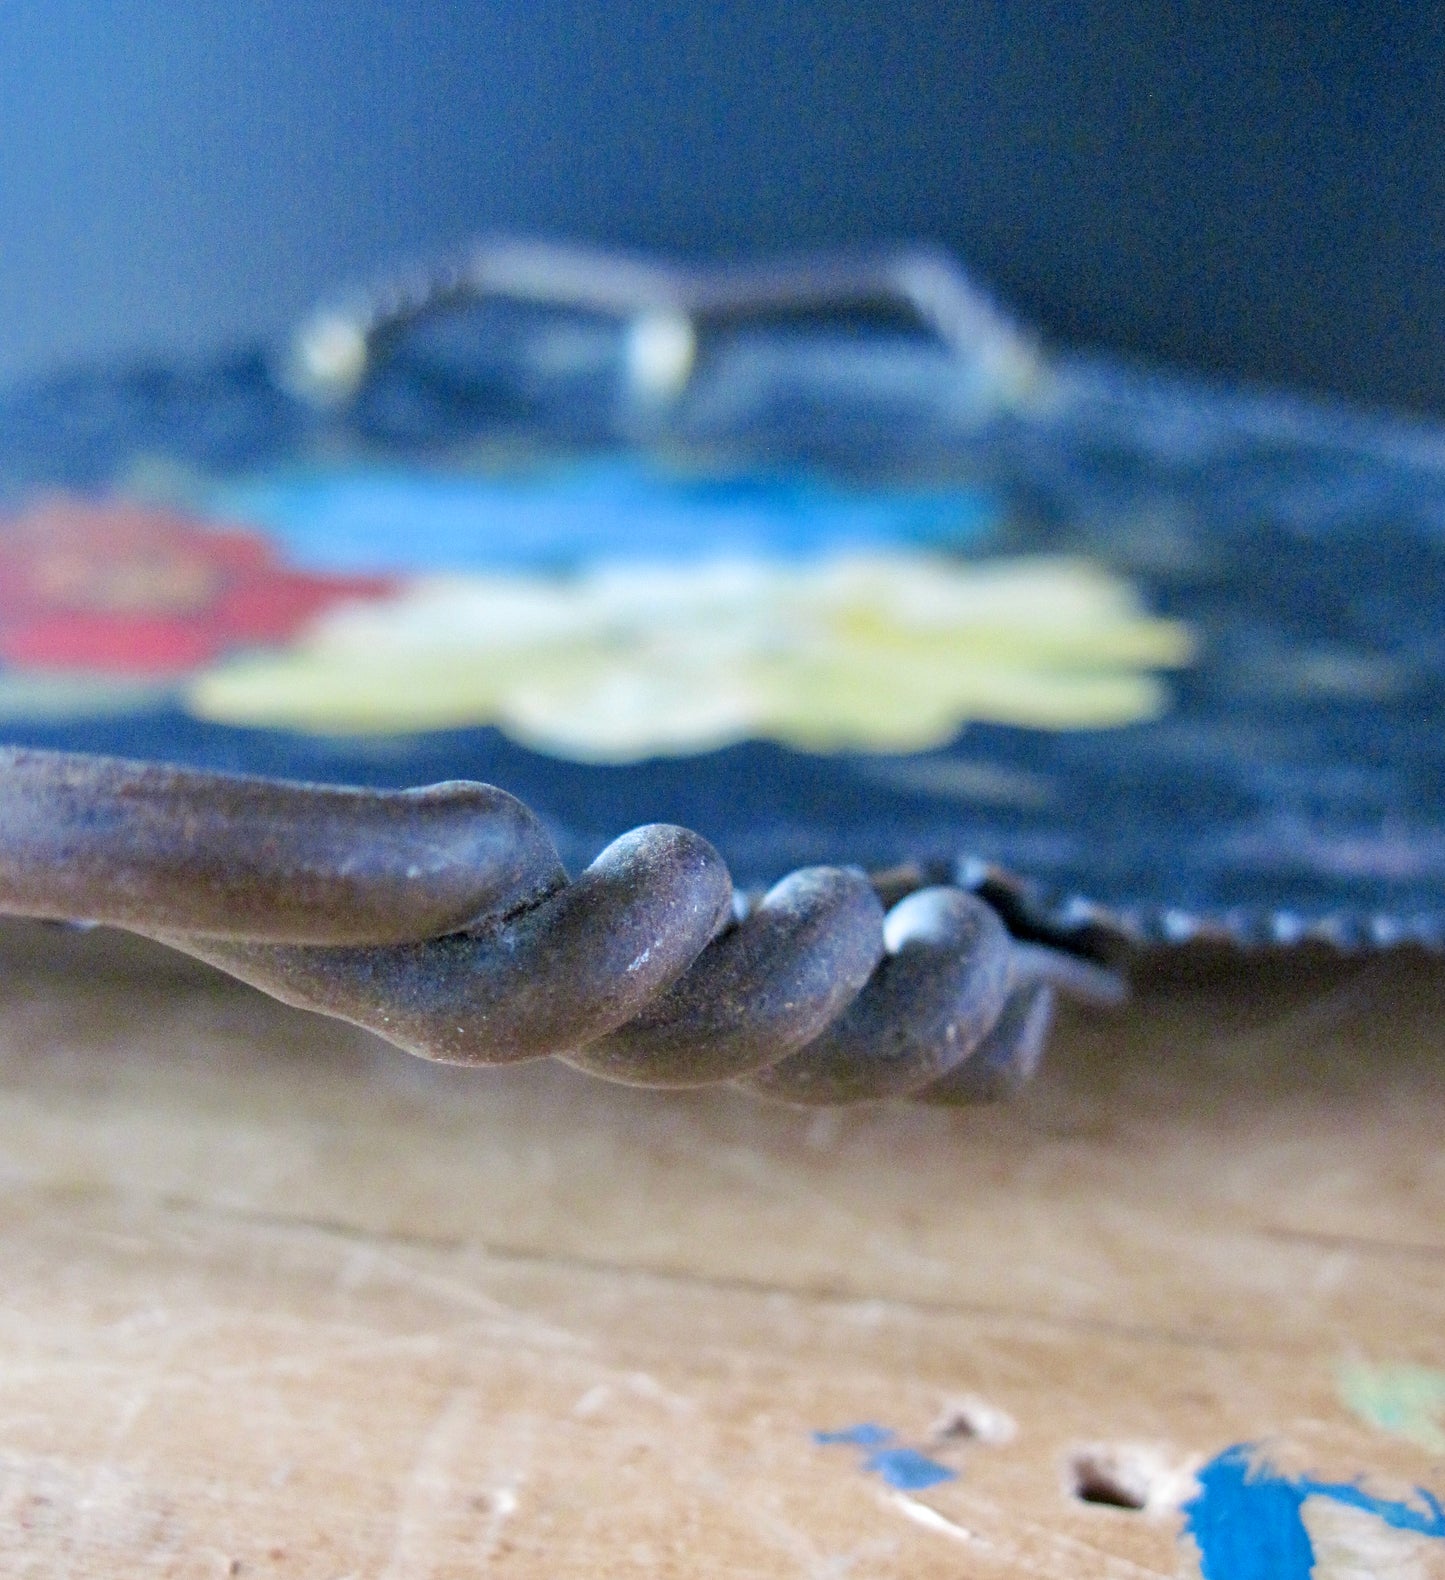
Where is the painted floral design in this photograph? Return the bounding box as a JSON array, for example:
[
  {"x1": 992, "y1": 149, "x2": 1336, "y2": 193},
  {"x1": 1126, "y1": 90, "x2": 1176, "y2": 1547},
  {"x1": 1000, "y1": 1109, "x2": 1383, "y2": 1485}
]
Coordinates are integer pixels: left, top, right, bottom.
[
  {"x1": 0, "y1": 495, "x2": 395, "y2": 678},
  {"x1": 0, "y1": 491, "x2": 1191, "y2": 760},
  {"x1": 189, "y1": 551, "x2": 1193, "y2": 760}
]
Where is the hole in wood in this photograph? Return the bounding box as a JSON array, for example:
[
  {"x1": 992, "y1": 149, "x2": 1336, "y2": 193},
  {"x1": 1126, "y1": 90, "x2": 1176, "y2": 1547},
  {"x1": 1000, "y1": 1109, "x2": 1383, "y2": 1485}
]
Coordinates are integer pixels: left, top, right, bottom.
[
  {"x1": 932, "y1": 1396, "x2": 1017, "y2": 1446},
  {"x1": 1067, "y1": 1445, "x2": 1158, "y2": 1510}
]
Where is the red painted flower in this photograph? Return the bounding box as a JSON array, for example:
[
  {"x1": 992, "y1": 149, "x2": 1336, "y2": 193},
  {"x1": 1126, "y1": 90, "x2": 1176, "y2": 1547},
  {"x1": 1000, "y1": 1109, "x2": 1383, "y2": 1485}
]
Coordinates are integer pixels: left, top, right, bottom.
[{"x1": 0, "y1": 495, "x2": 397, "y2": 676}]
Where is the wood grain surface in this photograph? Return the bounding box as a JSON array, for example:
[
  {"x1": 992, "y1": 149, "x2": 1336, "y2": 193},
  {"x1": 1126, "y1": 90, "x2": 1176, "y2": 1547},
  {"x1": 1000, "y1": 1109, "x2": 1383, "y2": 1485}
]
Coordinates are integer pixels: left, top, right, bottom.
[{"x1": 0, "y1": 922, "x2": 1441, "y2": 1577}]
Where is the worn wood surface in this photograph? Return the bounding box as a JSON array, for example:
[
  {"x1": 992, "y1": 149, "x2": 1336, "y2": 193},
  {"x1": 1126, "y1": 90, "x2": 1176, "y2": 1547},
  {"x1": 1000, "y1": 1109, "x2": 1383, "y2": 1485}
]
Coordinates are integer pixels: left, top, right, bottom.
[{"x1": 0, "y1": 921, "x2": 1441, "y2": 1577}]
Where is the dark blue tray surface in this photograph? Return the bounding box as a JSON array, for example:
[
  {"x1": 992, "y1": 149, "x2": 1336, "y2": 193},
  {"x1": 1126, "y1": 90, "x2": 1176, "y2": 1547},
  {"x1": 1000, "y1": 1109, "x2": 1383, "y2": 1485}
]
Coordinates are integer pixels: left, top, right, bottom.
[{"x1": 3, "y1": 312, "x2": 1443, "y2": 949}]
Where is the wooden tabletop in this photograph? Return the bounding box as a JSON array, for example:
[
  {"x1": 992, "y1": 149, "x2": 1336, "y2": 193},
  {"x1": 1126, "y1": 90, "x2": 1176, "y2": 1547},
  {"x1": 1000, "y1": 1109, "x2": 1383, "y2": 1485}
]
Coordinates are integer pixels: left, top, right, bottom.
[{"x1": 0, "y1": 921, "x2": 1441, "y2": 1577}]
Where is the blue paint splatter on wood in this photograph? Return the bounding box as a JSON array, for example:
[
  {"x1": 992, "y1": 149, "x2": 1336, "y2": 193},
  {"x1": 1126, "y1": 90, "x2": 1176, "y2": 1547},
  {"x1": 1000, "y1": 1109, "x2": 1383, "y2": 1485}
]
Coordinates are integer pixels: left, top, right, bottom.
[
  {"x1": 1183, "y1": 1447, "x2": 1315, "y2": 1580},
  {"x1": 813, "y1": 1423, "x2": 895, "y2": 1447},
  {"x1": 863, "y1": 1447, "x2": 959, "y2": 1491},
  {"x1": 1182, "y1": 1444, "x2": 1445, "y2": 1579},
  {"x1": 1294, "y1": 1473, "x2": 1445, "y2": 1539},
  {"x1": 811, "y1": 1425, "x2": 957, "y2": 1490}
]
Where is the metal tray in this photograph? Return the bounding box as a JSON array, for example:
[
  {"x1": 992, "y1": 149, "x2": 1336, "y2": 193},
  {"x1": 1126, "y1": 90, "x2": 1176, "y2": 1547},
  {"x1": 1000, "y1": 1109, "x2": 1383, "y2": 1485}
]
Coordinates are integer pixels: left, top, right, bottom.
[{"x1": 3, "y1": 242, "x2": 1442, "y2": 955}]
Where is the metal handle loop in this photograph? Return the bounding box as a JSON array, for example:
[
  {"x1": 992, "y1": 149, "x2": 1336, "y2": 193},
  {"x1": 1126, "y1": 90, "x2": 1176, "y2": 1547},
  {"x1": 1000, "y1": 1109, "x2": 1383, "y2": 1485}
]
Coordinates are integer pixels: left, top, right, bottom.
[
  {"x1": 286, "y1": 237, "x2": 1041, "y2": 407},
  {"x1": 0, "y1": 747, "x2": 1122, "y2": 1106}
]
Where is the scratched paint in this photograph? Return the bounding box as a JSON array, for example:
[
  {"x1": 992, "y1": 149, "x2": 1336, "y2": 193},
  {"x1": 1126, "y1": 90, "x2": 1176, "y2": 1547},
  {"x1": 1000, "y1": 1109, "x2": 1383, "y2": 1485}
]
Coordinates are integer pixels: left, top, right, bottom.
[
  {"x1": 862, "y1": 1447, "x2": 958, "y2": 1491},
  {"x1": 812, "y1": 1423, "x2": 895, "y2": 1447},
  {"x1": 1338, "y1": 1360, "x2": 1445, "y2": 1455},
  {"x1": 1181, "y1": 1444, "x2": 1445, "y2": 1580},
  {"x1": 812, "y1": 1425, "x2": 957, "y2": 1491}
]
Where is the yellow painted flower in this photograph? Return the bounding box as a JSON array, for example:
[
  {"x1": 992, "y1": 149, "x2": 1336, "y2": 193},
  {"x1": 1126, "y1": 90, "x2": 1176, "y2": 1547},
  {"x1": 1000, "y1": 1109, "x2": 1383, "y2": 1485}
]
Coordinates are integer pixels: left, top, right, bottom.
[{"x1": 187, "y1": 552, "x2": 1193, "y2": 761}]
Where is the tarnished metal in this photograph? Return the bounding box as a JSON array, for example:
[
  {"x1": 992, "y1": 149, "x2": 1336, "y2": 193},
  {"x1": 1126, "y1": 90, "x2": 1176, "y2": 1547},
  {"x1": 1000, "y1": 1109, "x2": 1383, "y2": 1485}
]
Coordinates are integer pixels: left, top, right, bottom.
[
  {"x1": 0, "y1": 745, "x2": 564, "y2": 944},
  {"x1": 0, "y1": 746, "x2": 1122, "y2": 1105}
]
